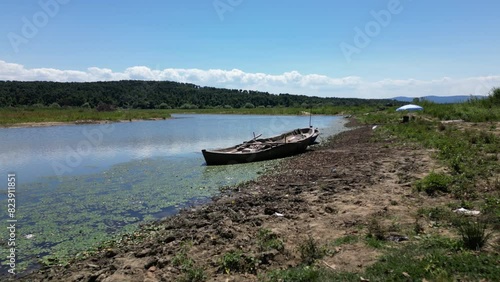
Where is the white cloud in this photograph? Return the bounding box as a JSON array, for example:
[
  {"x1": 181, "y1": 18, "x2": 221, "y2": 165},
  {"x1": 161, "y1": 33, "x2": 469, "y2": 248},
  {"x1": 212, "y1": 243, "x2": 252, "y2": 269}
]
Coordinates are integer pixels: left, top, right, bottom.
[{"x1": 0, "y1": 60, "x2": 498, "y2": 99}]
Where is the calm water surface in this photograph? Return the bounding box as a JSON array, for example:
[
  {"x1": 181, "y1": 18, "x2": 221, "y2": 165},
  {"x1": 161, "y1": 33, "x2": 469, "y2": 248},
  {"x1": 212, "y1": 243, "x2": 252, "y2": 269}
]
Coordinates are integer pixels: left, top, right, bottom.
[{"x1": 0, "y1": 114, "x2": 346, "y2": 271}]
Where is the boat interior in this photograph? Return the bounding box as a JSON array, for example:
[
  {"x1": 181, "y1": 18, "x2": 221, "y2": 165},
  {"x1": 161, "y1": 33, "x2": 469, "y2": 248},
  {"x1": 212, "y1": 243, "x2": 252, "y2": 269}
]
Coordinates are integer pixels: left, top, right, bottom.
[{"x1": 219, "y1": 128, "x2": 313, "y2": 154}]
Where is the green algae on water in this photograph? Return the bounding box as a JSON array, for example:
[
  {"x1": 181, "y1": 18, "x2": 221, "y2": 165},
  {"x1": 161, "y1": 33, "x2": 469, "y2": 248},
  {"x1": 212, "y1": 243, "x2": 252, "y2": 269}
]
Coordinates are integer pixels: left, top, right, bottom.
[{"x1": 0, "y1": 156, "x2": 277, "y2": 272}]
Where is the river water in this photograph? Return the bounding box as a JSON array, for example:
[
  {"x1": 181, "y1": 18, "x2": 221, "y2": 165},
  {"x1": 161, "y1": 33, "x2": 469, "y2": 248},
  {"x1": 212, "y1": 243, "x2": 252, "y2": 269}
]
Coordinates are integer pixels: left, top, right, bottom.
[{"x1": 0, "y1": 114, "x2": 346, "y2": 271}]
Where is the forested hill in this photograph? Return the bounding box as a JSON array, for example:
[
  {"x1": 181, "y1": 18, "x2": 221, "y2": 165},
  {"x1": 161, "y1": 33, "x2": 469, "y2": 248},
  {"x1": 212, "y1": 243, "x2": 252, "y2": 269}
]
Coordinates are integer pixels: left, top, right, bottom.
[{"x1": 0, "y1": 80, "x2": 396, "y2": 109}]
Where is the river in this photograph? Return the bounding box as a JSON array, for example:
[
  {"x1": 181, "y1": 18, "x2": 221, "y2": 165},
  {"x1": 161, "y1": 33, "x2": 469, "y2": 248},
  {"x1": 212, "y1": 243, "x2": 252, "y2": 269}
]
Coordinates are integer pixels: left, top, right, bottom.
[{"x1": 0, "y1": 114, "x2": 346, "y2": 272}]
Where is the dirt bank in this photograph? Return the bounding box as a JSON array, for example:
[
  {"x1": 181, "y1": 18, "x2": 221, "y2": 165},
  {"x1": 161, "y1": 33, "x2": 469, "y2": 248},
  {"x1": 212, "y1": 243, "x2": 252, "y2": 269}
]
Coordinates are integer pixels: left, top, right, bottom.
[{"x1": 20, "y1": 122, "x2": 438, "y2": 281}]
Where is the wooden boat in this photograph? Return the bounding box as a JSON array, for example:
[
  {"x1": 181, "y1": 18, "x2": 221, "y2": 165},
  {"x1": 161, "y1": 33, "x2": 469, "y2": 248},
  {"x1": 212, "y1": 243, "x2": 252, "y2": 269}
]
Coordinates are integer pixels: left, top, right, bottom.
[
  {"x1": 310, "y1": 128, "x2": 320, "y2": 144},
  {"x1": 202, "y1": 127, "x2": 319, "y2": 165}
]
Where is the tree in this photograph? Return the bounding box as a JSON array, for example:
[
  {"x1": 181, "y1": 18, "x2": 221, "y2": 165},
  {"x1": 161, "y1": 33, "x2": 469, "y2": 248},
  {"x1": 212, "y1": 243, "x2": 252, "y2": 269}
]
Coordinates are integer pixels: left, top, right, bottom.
[
  {"x1": 489, "y1": 87, "x2": 500, "y2": 105},
  {"x1": 157, "y1": 103, "x2": 171, "y2": 109}
]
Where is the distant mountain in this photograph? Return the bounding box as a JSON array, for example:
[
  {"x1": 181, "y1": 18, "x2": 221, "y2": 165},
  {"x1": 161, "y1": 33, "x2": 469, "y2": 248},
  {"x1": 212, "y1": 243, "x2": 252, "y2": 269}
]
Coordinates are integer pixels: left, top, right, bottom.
[{"x1": 392, "y1": 95, "x2": 487, "y2": 104}]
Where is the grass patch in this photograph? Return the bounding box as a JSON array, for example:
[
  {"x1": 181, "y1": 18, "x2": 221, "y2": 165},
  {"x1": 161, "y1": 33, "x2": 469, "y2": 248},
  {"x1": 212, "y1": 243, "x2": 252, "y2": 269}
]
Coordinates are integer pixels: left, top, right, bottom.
[
  {"x1": 482, "y1": 196, "x2": 500, "y2": 229},
  {"x1": 414, "y1": 171, "x2": 453, "y2": 195},
  {"x1": 458, "y1": 221, "x2": 492, "y2": 251},
  {"x1": 0, "y1": 107, "x2": 172, "y2": 125},
  {"x1": 218, "y1": 250, "x2": 257, "y2": 274},
  {"x1": 331, "y1": 235, "x2": 359, "y2": 247},
  {"x1": 265, "y1": 235, "x2": 500, "y2": 282},
  {"x1": 298, "y1": 236, "x2": 325, "y2": 266},
  {"x1": 365, "y1": 236, "x2": 386, "y2": 249},
  {"x1": 171, "y1": 241, "x2": 207, "y2": 282},
  {"x1": 257, "y1": 228, "x2": 285, "y2": 252},
  {"x1": 177, "y1": 267, "x2": 206, "y2": 282},
  {"x1": 417, "y1": 206, "x2": 451, "y2": 221},
  {"x1": 264, "y1": 265, "x2": 355, "y2": 282},
  {"x1": 363, "y1": 246, "x2": 500, "y2": 281}
]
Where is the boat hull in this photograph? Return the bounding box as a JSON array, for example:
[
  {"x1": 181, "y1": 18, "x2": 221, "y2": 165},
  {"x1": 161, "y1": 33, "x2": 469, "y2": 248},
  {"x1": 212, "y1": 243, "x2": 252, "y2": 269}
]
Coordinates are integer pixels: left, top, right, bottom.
[
  {"x1": 202, "y1": 127, "x2": 318, "y2": 165},
  {"x1": 202, "y1": 141, "x2": 308, "y2": 165}
]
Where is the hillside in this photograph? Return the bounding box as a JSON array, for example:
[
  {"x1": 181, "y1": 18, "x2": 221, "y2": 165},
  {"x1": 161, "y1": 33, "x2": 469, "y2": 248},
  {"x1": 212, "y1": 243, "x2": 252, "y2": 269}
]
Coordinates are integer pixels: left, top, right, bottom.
[{"x1": 0, "y1": 80, "x2": 396, "y2": 109}]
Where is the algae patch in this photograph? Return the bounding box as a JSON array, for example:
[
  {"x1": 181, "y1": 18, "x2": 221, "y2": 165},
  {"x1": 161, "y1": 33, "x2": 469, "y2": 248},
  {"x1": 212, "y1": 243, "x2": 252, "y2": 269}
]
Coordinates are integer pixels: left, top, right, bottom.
[{"x1": 0, "y1": 155, "x2": 276, "y2": 272}]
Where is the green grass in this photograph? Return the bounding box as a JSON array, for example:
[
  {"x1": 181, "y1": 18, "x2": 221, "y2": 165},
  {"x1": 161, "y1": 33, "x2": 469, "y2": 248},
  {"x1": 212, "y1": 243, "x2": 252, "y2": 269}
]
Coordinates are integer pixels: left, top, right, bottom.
[
  {"x1": 218, "y1": 250, "x2": 257, "y2": 275},
  {"x1": 298, "y1": 236, "x2": 325, "y2": 266},
  {"x1": 360, "y1": 238, "x2": 500, "y2": 281},
  {"x1": 264, "y1": 265, "x2": 356, "y2": 282},
  {"x1": 414, "y1": 171, "x2": 453, "y2": 195},
  {"x1": 458, "y1": 221, "x2": 492, "y2": 251},
  {"x1": 172, "y1": 241, "x2": 207, "y2": 282},
  {"x1": 257, "y1": 228, "x2": 285, "y2": 252},
  {"x1": 264, "y1": 235, "x2": 500, "y2": 282},
  {"x1": 0, "y1": 107, "x2": 171, "y2": 125},
  {"x1": 331, "y1": 235, "x2": 359, "y2": 246},
  {"x1": 482, "y1": 196, "x2": 500, "y2": 229},
  {"x1": 372, "y1": 117, "x2": 499, "y2": 200}
]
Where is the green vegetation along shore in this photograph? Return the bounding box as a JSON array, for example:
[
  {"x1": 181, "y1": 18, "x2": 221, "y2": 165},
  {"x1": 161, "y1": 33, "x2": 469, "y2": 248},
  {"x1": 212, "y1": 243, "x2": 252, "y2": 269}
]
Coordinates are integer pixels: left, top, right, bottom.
[{"x1": 0, "y1": 107, "x2": 172, "y2": 126}]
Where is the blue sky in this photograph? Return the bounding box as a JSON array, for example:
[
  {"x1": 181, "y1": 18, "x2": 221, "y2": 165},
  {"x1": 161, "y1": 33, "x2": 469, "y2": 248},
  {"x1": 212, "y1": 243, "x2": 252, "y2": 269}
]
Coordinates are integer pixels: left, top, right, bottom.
[{"x1": 1, "y1": 0, "x2": 499, "y2": 98}]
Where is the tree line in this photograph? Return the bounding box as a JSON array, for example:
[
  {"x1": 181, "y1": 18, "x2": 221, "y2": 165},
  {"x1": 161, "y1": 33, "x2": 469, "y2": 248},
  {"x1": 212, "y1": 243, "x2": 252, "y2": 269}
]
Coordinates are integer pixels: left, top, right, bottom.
[{"x1": 0, "y1": 80, "x2": 397, "y2": 109}]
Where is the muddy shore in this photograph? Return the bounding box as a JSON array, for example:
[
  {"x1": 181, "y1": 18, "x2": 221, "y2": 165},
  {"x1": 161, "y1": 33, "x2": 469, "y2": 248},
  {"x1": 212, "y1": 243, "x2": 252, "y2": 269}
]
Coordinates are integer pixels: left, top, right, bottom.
[{"x1": 19, "y1": 120, "x2": 436, "y2": 282}]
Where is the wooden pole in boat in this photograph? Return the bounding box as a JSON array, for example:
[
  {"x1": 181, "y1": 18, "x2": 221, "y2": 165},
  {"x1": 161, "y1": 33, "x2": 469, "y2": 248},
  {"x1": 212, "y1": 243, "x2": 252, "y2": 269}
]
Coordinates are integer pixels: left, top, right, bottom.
[{"x1": 309, "y1": 111, "x2": 312, "y2": 128}]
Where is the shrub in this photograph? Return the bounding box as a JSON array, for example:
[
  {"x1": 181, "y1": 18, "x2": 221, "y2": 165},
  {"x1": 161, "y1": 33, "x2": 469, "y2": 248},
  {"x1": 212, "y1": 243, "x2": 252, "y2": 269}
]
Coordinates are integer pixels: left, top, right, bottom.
[
  {"x1": 488, "y1": 87, "x2": 500, "y2": 105},
  {"x1": 482, "y1": 196, "x2": 500, "y2": 230},
  {"x1": 243, "y1": 102, "x2": 255, "y2": 108},
  {"x1": 172, "y1": 241, "x2": 206, "y2": 281},
  {"x1": 172, "y1": 249, "x2": 193, "y2": 269},
  {"x1": 81, "y1": 102, "x2": 91, "y2": 108},
  {"x1": 178, "y1": 267, "x2": 206, "y2": 282},
  {"x1": 437, "y1": 123, "x2": 446, "y2": 131},
  {"x1": 49, "y1": 102, "x2": 61, "y2": 108},
  {"x1": 180, "y1": 103, "x2": 198, "y2": 109},
  {"x1": 415, "y1": 171, "x2": 453, "y2": 195},
  {"x1": 458, "y1": 221, "x2": 491, "y2": 250},
  {"x1": 367, "y1": 217, "x2": 386, "y2": 240},
  {"x1": 257, "y1": 228, "x2": 284, "y2": 252},
  {"x1": 157, "y1": 103, "x2": 171, "y2": 109},
  {"x1": 219, "y1": 250, "x2": 256, "y2": 274},
  {"x1": 298, "y1": 236, "x2": 324, "y2": 265},
  {"x1": 96, "y1": 102, "x2": 115, "y2": 112}
]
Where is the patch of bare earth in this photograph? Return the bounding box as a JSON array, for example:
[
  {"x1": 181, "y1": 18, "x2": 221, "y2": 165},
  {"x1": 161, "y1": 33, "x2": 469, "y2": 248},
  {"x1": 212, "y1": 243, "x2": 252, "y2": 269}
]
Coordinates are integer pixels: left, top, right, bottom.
[{"x1": 21, "y1": 124, "x2": 444, "y2": 282}]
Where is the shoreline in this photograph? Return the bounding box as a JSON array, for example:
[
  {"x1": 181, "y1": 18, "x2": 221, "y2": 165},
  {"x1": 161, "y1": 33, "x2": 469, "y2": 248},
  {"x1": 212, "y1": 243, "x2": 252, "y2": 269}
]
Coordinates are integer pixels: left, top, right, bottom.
[
  {"x1": 0, "y1": 113, "x2": 348, "y2": 129},
  {"x1": 22, "y1": 120, "x2": 439, "y2": 281},
  {"x1": 0, "y1": 118, "x2": 170, "y2": 129}
]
